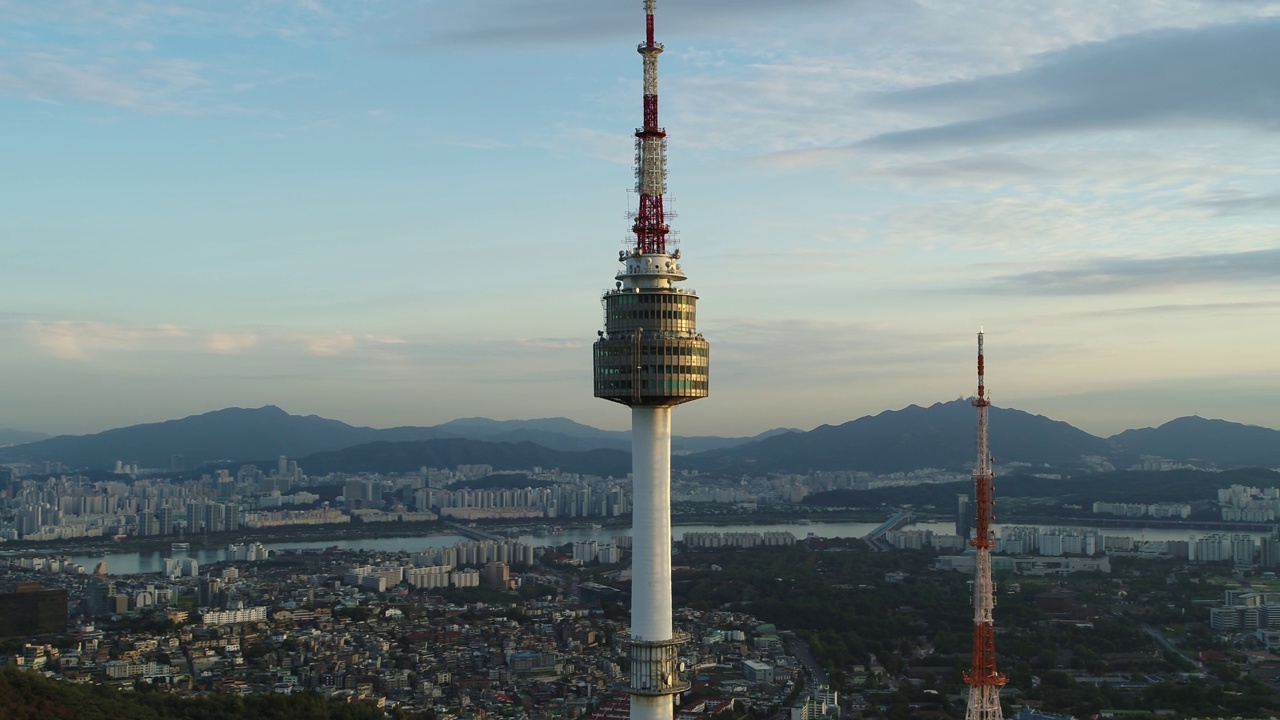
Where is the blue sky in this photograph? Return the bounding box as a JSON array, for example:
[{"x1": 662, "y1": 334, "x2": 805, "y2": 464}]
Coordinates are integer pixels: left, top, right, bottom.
[{"x1": 3, "y1": 0, "x2": 1279, "y2": 438}]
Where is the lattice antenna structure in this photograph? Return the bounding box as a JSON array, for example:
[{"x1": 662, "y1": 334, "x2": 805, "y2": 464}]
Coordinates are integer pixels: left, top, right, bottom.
[
  {"x1": 965, "y1": 330, "x2": 1006, "y2": 720},
  {"x1": 633, "y1": 0, "x2": 669, "y2": 255}
]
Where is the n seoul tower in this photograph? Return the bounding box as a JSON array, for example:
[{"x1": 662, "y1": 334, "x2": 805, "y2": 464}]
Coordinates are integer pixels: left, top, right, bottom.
[
  {"x1": 592, "y1": 3, "x2": 708, "y2": 720},
  {"x1": 965, "y1": 330, "x2": 1006, "y2": 720}
]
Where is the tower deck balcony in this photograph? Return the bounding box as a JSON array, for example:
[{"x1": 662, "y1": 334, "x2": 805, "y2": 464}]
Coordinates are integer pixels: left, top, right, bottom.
[{"x1": 594, "y1": 286, "x2": 708, "y2": 407}]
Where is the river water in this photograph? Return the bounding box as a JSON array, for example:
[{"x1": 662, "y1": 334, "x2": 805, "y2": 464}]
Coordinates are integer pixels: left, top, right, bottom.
[{"x1": 32, "y1": 519, "x2": 1257, "y2": 575}]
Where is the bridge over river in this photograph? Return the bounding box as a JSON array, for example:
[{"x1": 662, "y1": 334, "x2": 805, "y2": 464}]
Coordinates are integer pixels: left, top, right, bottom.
[
  {"x1": 444, "y1": 522, "x2": 507, "y2": 543},
  {"x1": 864, "y1": 511, "x2": 913, "y2": 551}
]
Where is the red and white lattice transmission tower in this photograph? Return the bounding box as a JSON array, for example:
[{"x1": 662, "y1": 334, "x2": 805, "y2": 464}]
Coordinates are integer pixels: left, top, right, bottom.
[
  {"x1": 633, "y1": 0, "x2": 669, "y2": 255},
  {"x1": 965, "y1": 330, "x2": 1006, "y2": 720}
]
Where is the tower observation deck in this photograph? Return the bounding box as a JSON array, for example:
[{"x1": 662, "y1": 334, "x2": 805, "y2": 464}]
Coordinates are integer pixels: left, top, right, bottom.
[
  {"x1": 593, "y1": 253, "x2": 709, "y2": 406},
  {"x1": 593, "y1": 0, "x2": 707, "y2": 409}
]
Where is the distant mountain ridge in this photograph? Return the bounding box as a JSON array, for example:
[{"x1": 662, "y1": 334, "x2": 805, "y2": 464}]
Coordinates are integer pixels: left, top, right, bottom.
[
  {"x1": 398, "y1": 416, "x2": 797, "y2": 454},
  {"x1": 0, "y1": 406, "x2": 381, "y2": 470},
  {"x1": 1, "y1": 403, "x2": 1275, "y2": 476},
  {"x1": 676, "y1": 406, "x2": 1279, "y2": 475},
  {"x1": 0, "y1": 406, "x2": 793, "y2": 471},
  {"x1": 1108, "y1": 416, "x2": 1280, "y2": 468},
  {"x1": 0, "y1": 428, "x2": 50, "y2": 446},
  {"x1": 680, "y1": 400, "x2": 1112, "y2": 474},
  {"x1": 298, "y1": 439, "x2": 630, "y2": 478}
]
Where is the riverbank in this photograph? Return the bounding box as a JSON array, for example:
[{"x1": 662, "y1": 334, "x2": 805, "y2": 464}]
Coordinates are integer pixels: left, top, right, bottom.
[
  {"x1": 0, "y1": 509, "x2": 889, "y2": 559},
  {"x1": 991, "y1": 512, "x2": 1274, "y2": 533},
  {"x1": 5, "y1": 506, "x2": 1260, "y2": 561},
  {"x1": 0, "y1": 521, "x2": 459, "y2": 558},
  {"x1": 11, "y1": 513, "x2": 1276, "y2": 577}
]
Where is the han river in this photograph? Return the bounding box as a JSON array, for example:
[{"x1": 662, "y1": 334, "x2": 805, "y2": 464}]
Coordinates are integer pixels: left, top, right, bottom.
[{"x1": 27, "y1": 519, "x2": 1261, "y2": 575}]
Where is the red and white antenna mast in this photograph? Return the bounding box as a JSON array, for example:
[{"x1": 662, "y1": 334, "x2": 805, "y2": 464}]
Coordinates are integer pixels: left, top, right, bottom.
[
  {"x1": 633, "y1": 0, "x2": 670, "y2": 255},
  {"x1": 966, "y1": 329, "x2": 1006, "y2": 720}
]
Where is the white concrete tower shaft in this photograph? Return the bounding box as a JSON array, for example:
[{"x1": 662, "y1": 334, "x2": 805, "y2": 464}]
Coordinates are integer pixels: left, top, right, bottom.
[
  {"x1": 631, "y1": 406, "x2": 673, "y2": 642},
  {"x1": 628, "y1": 405, "x2": 684, "y2": 720}
]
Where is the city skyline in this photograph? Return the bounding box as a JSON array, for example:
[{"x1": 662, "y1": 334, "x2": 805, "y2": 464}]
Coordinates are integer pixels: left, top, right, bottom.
[{"x1": 4, "y1": 1, "x2": 1279, "y2": 438}]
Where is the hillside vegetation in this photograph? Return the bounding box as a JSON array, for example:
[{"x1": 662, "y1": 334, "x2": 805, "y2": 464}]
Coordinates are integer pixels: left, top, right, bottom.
[{"x1": 0, "y1": 668, "x2": 409, "y2": 720}]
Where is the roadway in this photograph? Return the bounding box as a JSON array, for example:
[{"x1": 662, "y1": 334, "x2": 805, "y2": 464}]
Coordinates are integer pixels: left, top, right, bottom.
[
  {"x1": 783, "y1": 630, "x2": 830, "y2": 687},
  {"x1": 1142, "y1": 624, "x2": 1202, "y2": 671}
]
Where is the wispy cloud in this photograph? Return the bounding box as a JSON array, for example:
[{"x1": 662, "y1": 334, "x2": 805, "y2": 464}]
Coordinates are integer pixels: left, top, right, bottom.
[
  {"x1": 555, "y1": 1, "x2": 1280, "y2": 159},
  {"x1": 859, "y1": 18, "x2": 1280, "y2": 149},
  {"x1": 206, "y1": 333, "x2": 260, "y2": 354},
  {"x1": 295, "y1": 333, "x2": 358, "y2": 356},
  {"x1": 871, "y1": 154, "x2": 1047, "y2": 179},
  {"x1": 1083, "y1": 300, "x2": 1280, "y2": 317},
  {"x1": 980, "y1": 247, "x2": 1280, "y2": 295},
  {"x1": 0, "y1": 0, "x2": 356, "y2": 113},
  {"x1": 364, "y1": 334, "x2": 407, "y2": 345},
  {"x1": 19, "y1": 321, "x2": 412, "y2": 360},
  {"x1": 0, "y1": 52, "x2": 211, "y2": 111},
  {"x1": 553, "y1": 126, "x2": 632, "y2": 166},
  {"x1": 293, "y1": 333, "x2": 415, "y2": 357},
  {"x1": 517, "y1": 338, "x2": 586, "y2": 350},
  {"x1": 398, "y1": 0, "x2": 852, "y2": 50},
  {"x1": 1192, "y1": 191, "x2": 1280, "y2": 216},
  {"x1": 24, "y1": 321, "x2": 188, "y2": 360},
  {"x1": 0, "y1": 1, "x2": 358, "y2": 40},
  {"x1": 708, "y1": 317, "x2": 959, "y2": 380},
  {"x1": 881, "y1": 197, "x2": 1117, "y2": 255}
]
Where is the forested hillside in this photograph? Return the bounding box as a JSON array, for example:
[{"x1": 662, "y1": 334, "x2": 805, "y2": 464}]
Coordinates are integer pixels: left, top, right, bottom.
[{"x1": 0, "y1": 668, "x2": 417, "y2": 720}]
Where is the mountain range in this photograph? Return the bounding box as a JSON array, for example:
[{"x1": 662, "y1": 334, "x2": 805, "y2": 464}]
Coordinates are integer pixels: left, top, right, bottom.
[
  {"x1": 0, "y1": 406, "x2": 790, "y2": 471},
  {"x1": 298, "y1": 439, "x2": 631, "y2": 478},
  {"x1": 682, "y1": 401, "x2": 1111, "y2": 475},
  {"x1": 1, "y1": 403, "x2": 1277, "y2": 476},
  {"x1": 1110, "y1": 416, "x2": 1280, "y2": 469},
  {"x1": 0, "y1": 428, "x2": 51, "y2": 447}
]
